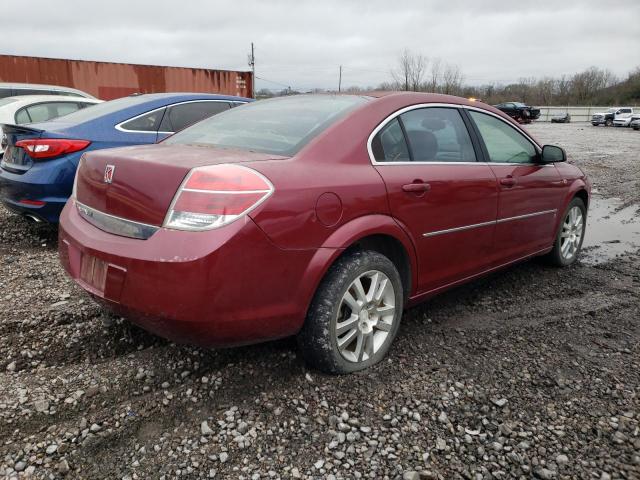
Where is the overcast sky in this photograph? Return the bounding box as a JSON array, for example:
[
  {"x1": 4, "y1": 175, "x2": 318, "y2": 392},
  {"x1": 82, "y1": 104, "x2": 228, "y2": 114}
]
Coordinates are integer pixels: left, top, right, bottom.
[{"x1": 2, "y1": 0, "x2": 639, "y2": 91}]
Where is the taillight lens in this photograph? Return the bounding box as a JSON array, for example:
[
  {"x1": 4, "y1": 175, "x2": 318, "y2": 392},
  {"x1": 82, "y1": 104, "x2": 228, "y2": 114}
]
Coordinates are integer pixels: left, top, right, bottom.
[
  {"x1": 16, "y1": 139, "x2": 91, "y2": 159},
  {"x1": 164, "y1": 164, "x2": 273, "y2": 231}
]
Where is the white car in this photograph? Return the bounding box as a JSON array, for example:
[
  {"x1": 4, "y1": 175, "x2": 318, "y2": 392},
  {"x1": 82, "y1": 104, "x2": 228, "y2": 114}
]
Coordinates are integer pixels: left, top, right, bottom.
[
  {"x1": 612, "y1": 107, "x2": 634, "y2": 127},
  {"x1": 0, "y1": 95, "x2": 102, "y2": 156},
  {"x1": 0, "y1": 82, "x2": 95, "y2": 100},
  {"x1": 630, "y1": 114, "x2": 640, "y2": 131}
]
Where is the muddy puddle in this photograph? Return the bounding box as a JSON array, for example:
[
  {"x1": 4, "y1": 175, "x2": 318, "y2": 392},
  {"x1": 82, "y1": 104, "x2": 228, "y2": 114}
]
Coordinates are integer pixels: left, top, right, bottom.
[{"x1": 582, "y1": 195, "x2": 640, "y2": 264}]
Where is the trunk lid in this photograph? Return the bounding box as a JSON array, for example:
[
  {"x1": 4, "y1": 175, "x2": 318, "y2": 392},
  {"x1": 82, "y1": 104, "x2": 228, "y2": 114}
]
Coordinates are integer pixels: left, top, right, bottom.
[
  {"x1": 0, "y1": 124, "x2": 44, "y2": 173},
  {"x1": 76, "y1": 144, "x2": 287, "y2": 227}
]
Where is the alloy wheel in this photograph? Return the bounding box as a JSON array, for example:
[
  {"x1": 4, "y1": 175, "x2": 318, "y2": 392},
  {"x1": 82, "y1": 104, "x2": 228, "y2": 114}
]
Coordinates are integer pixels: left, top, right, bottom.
[
  {"x1": 560, "y1": 206, "x2": 584, "y2": 260},
  {"x1": 335, "y1": 270, "x2": 396, "y2": 363}
]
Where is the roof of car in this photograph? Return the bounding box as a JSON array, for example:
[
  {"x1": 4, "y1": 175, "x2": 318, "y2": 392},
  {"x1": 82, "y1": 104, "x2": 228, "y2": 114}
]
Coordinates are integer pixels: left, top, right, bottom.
[
  {"x1": 126, "y1": 92, "x2": 253, "y2": 102},
  {"x1": 0, "y1": 82, "x2": 95, "y2": 97},
  {"x1": 0, "y1": 95, "x2": 103, "y2": 107}
]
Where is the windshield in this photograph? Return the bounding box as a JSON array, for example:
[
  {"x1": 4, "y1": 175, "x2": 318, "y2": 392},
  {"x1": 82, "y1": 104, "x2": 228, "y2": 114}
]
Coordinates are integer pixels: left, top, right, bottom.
[
  {"x1": 47, "y1": 95, "x2": 153, "y2": 123},
  {"x1": 513, "y1": 102, "x2": 527, "y2": 107},
  {"x1": 163, "y1": 95, "x2": 368, "y2": 156},
  {"x1": 607, "y1": 108, "x2": 618, "y2": 113}
]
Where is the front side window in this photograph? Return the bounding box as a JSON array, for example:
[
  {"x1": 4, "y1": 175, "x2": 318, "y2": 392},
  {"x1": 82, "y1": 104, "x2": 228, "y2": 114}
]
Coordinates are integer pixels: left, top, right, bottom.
[
  {"x1": 119, "y1": 108, "x2": 165, "y2": 132},
  {"x1": 371, "y1": 118, "x2": 410, "y2": 162},
  {"x1": 400, "y1": 107, "x2": 476, "y2": 162},
  {"x1": 159, "y1": 101, "x2": 231, "y2": 132},
  {"x1": 469, "y1": 111, "x2": 537, "y2": 164}
]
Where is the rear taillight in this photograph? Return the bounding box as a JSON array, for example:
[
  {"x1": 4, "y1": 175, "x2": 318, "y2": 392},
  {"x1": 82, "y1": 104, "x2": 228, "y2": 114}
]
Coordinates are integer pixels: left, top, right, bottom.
[
  {"x1": 163, "y1": 164, "x2": 273, "y2": 231},
  {"x1": 16, "y1": 139, "x2": 91, "y2": 159}
]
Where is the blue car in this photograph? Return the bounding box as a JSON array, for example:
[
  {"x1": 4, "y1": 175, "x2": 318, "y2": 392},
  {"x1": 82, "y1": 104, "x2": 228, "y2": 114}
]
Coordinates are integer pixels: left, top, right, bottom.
[{"x1": 0, "y1": 93, "x2": 251, "y2": 223}]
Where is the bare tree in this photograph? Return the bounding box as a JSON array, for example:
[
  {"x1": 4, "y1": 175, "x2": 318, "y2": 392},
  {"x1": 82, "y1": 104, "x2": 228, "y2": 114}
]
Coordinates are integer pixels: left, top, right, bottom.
[
  {"x1": 428, "y1": 58, "x2": 441, "y2": 93},
  {"x1": 441, "y1": 64, "x2": 464, "y2": 95},
  {"x1": 391, "y1": 49, "x2": 427, "y2": 91}
]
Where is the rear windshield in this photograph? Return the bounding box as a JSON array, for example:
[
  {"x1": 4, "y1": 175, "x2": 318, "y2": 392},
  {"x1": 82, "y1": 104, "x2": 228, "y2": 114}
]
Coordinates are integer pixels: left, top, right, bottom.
[
  {"x1": 163, "y1": 95, "x2": 368, "y2": 156},
  {"x1": 46, "y1": 95, "x2": 153, "y2": 123}
]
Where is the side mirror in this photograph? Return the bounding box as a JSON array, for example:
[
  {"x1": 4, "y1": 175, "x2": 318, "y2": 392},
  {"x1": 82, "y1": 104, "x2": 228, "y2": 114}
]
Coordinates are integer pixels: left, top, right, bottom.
[{"x1": 541, "y1": 145, "x2": 566, "y2": 163}]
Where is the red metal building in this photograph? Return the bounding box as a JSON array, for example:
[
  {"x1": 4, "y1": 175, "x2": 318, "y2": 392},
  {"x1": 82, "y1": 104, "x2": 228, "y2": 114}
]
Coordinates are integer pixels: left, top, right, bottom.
[{"x1": 0, "y1": 55, "x2": 253, "y2": 100}]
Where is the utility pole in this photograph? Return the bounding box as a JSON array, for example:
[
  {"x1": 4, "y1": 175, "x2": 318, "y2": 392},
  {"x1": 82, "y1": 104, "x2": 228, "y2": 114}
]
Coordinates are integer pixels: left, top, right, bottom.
[
  {"x1": 338, "y1": 65, "x2": 342, "y2": 93},
  {"x1": 248, "y1": 42, "x2": 255, "y2": 98}
]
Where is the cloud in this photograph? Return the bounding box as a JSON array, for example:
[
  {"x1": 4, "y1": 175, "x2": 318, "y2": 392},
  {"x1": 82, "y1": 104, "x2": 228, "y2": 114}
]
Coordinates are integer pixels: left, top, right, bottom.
[{"x1": 2, "y1": 0, "x2": 638, "y2": 91}]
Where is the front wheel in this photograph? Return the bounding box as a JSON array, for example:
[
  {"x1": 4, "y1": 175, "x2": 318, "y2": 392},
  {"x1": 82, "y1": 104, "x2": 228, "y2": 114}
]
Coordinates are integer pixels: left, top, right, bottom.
[
  {"x1": 605, "y1": 118, "x2": 613, "y2": 127},
  {"x1": 546, "y1": 197, "x2": 587, "y2": 266},
  {"x1": 298, "y1": 250, "x2": 403, "y2": 374}
]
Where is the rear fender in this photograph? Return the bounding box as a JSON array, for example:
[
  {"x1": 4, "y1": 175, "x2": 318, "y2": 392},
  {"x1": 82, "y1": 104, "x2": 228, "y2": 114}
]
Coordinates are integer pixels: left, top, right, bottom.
[{"x1": 295, "y1": 214, "x2": 419, "y2": 326}]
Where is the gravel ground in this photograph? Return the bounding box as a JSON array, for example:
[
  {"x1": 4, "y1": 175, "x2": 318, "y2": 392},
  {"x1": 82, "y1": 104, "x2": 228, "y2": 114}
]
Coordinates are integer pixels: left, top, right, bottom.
[{"x1": 0, "y1": 122, "x2": 639, "y2": 479}]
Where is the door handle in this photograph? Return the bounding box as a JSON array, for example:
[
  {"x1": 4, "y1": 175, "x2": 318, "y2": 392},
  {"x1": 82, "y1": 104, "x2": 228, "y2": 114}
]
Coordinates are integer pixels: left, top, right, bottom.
[
  {"x1": 500, "y1": 176, "x2": 516, "y2": 187},
  {"x1": 402, "y1": 182, "x2": 431, "y2": 193}
]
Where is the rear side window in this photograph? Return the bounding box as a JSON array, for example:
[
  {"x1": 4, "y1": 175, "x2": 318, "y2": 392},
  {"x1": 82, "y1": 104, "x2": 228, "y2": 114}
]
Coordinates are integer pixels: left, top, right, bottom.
[
  {"x1": 15, "y1": 109, "x2": 31, "y2": 124},
  {"x1": 371, "y1": 118, "x2": 410, "y2": 162},
  {"x1": 469, "y1": 111, "x2": 537, "y2": 164},
  {"x1": 159, "y1": 101, "x2": 231, "y2": 132},
  {"x1": 24, "y1": 104, "x2": 54, "y2": 123},
  {"x1": 19, "y1": 102, "x2": 83, "y2": 124},
  {"x1": 400, "y1": 107, "x2": 476, "y2": 162},
  {"x1": 119, "y1": 108, "x2": 165, "y2": 132}
]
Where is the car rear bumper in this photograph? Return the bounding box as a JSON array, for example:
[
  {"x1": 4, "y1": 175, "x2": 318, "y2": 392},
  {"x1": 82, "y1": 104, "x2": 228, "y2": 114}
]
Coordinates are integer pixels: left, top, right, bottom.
[
  {"x1": 59, "y1": 200, "x2": 330, "y2": 347},
  {"x1": 0, "y1": 156, "x2": 77, "y2": 222}
]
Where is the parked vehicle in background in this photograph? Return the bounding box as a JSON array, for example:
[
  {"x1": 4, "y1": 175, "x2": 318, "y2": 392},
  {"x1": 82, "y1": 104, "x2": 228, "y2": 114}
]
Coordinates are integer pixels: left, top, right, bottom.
[
  {"x1": 0, "y1": 93, "x2": 251, "y2": 223},
  {"x1": 493, "y1": 102, "x2": 541, "y2": 123},
  {"x1": 612, "y1": 108, "x2": 635, "y2": 127},
  {"x1": 58, "y1": 93, "x2": 590, "y2": 374},
  {"x1": 551, "y1": 112, "x2": 571, "y2": 123},
  {"x1": 0, "y1": 96, "x2": 102, "y2": 156},
  {"x1": 630, "y1": 114, "x2": 640, "y2": 130},
  {"x1": 0, "y1": 82, "x2": 94, "y2": 99},
  {"x1": 591, "y1": 107, "x2": 633, "y2": 126}
]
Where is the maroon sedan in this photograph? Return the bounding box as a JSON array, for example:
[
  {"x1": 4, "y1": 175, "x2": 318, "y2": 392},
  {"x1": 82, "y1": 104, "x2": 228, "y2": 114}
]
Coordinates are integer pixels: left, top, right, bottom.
[{"x1": 59, "y1": 93, "x2": 590, "y2": 374}]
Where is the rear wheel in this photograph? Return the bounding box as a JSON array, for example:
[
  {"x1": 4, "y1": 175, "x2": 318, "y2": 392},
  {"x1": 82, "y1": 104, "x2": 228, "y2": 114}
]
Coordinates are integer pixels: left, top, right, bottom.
[
  {"x1": 298, "y1": 250, "x2": 403, "y2": 374},
  {"x1": 546, "y1": 197, "x2": 587, "y2": 266}
]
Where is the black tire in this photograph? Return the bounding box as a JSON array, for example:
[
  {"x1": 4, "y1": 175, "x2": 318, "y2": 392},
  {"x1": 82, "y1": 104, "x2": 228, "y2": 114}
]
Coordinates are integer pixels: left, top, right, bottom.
[
  {"x1": 297, "y1": 250, "x2": 403, "y2": 374},
  {"x1": 605, "y1": 118, "x2": 613, "y2": 127},
  {"x1": 545, "y1": 197, "x2": 587, "y2": 267}
]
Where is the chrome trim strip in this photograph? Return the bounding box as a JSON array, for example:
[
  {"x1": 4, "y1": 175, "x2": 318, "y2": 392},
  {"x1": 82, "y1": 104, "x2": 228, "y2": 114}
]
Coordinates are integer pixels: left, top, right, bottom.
[
  {"x1": 75, "y1": 201, "x2": 159, "y2": 240},
  {"x1": 367, "y1": 102, "x2": 542, "y2": 166},
  {"x1": 114, "y1": 99, "x2": 246, "y2": 134},
  {"x1": 422, "y1": 209, "x2": 557, "y2": 237},
  {"x1": 496, "y1": 209, "x2": 557, "y2": 224},
  {"x1": 422, "y1": 219, "x2": 495, "y2": 237}
]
